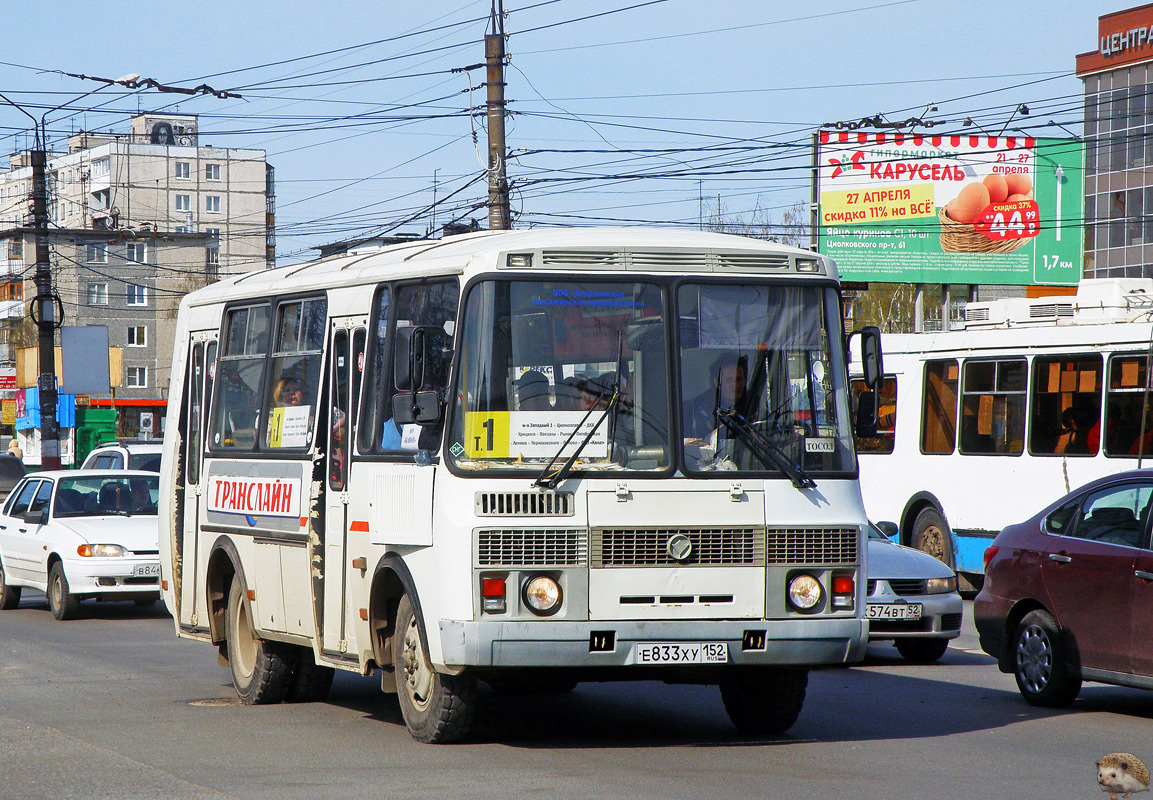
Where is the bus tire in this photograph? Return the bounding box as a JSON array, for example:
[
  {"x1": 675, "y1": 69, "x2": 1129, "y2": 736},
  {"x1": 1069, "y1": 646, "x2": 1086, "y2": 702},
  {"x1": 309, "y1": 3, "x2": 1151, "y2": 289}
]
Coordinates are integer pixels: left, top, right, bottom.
[
  {"x1": 226, "y1": 578, "x2": 295, "y2": 705},
  {"x1": 393, "y1": 593, "x2": 477, "y2": 743},
  {"x1": 911, "y1": 507, "x2": 955, "y2": 569},
  {"x1": 0, "y1": 555, "x2": 20, "y2": 610},
  {"x1": 1013, "y1": 609, "x2": 1081, "y2": 707},
  {"x1": 285, "y1": 646, "x2": 335, "y2": 703},
  {"x1": 719, "y1": 667, "x2": 807, "y2": 736},
  {"x1": 48, "y1": 562, "x2": 80, "y2": 621}
]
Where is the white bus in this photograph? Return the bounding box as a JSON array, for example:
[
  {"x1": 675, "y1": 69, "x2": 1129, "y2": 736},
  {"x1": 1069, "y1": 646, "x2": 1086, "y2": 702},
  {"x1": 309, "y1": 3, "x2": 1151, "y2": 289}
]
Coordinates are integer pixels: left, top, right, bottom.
[
  {"x1": 159, "y1": 227, "x2": 882, "y2": 742},
  {"x1": 850, "y1": 278, "x2": 1153, "y2": 585}
]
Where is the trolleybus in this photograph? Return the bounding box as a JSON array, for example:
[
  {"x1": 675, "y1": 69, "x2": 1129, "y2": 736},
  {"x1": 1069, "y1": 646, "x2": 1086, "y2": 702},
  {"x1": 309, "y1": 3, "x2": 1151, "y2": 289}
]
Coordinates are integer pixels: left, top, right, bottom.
[
  {"x1": 851, "y1": 278, "x2": 1153, "y2": 586},
  {"x1": 159, "y1": 227, "x2": 882, "y2": 742}
]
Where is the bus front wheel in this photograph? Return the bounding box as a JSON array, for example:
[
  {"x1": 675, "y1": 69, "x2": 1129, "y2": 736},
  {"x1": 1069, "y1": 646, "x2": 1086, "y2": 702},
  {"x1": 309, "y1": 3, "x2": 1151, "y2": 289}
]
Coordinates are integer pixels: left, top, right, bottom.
[
  {"x1": 911, "y1": 507, "x2": 955, "y2": 570},
  {"x1": 719, "y1": 667, "x2": 808, "y2": 736},
  {"x1": 226, "y1": 578, "x2": 294, "y2": 705},
  {"x1": 393, "y1": 593, "x2": 477, "y2": 743}
]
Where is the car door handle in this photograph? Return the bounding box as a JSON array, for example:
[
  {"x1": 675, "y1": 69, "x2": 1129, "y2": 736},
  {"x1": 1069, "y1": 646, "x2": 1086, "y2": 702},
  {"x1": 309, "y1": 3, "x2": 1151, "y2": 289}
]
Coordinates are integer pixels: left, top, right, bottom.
[
  {"x1": 1137, "y1": 570, "x2": 1153, "y2": 581},
  {"x1": 1048, "y1": 553, "x2": 1072, "y2": 564}
]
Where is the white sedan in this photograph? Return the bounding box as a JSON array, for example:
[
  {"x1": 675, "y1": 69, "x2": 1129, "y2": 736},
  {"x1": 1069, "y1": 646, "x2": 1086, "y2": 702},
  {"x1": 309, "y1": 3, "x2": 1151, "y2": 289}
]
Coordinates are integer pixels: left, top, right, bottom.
[
  {"x1": 0, "y1": 470, "x2": 161, "y2": 620},
  {"x1": 866, "y1": 521, "x2": 964, "y2": 662}
]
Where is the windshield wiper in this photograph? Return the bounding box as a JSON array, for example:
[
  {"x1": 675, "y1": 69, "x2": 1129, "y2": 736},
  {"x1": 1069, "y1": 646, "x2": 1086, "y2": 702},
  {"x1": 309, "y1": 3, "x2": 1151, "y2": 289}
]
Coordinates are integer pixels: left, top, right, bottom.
[
  {"x1": 714, "y1": 408, "x2": 816, "y2": 490},
  {"x1": 533, "y1": 387, "x2": 619, "y2": 490}
]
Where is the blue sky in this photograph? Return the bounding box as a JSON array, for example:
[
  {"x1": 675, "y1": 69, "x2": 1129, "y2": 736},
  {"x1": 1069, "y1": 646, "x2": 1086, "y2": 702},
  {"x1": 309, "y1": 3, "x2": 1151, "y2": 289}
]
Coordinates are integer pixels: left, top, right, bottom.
[{"x1": 0, "y1": 1, "x2": 1118, "y2": 262}]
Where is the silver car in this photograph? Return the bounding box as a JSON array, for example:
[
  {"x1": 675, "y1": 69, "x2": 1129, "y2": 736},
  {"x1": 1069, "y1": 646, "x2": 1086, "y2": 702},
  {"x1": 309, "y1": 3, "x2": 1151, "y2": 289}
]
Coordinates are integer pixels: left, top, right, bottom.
[{"x1": 866, "y1": 521, "x2": 964, "y2": 662}]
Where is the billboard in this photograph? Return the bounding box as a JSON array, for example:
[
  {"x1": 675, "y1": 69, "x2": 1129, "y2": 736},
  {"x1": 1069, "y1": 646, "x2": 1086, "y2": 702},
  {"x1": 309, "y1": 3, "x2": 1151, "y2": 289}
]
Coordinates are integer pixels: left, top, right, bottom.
[{"x1": 816, "y1": 131, "x2": 1084, "y2": 285}]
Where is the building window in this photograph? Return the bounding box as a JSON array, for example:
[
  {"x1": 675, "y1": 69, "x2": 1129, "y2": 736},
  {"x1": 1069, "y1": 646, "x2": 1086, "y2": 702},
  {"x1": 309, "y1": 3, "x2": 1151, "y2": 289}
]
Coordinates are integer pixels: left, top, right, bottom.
[
  {"x1": 126, "y1": 242, "x2": 148, "y2": 263},
  {"x1": 86, "y1": 243, "x2": 107, "y2": 263},
  {"x1": 128, "y1": 326, "x2": 147, "y2": 347},
  {"x1": 126, "y1": 366, "x2": 147, "y2": 388},
  {"x1": 126, "y1": 284, "x2": 148, "y2": 306},
  {"x1": 175, "y1": 162, "x2": 190, "y2": 179},
  {"x1": 206, "y1": 195, "x2": 221, "y2": 213},
  {"x1": 7, "y1": 240, "x2": 22, "y2": 259},
  {"x1": 87, "y1": 283, "x2": 108, "y2": 305},
  {"x1": 205, "y1": 227, "x2": 220, "y2": 240},
  {"x1": 175, "y1": 194, "x2": 191, "y2": 212},
  {"x1": 2, "y1": 282, "x2": 22, "y2": 301},
  {"x1": 90, "y1": 158, "x2": 110, "y2": 178},
  {"x1": 205, "y1": 163, "x2": 221, "y2": 181}
]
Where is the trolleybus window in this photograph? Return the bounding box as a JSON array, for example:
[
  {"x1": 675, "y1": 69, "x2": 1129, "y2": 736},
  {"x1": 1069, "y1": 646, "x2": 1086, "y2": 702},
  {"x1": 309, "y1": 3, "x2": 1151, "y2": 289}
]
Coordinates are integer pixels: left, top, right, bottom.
[
  {"x1": 850, "y1": 376, "x2": 896, "y2": 454},
  {"x1": 958, "y1": 358, "x2": 1025, "y2": 456},
  {"x1": 211, "y1": 304, "x2": 271, "y2": 450},
  {"x1": 448, "y1": 278, "x2": 670, "y2": 473},
  {"x1": 1106, "y1": 353, "x2": 1153, "y2": 457},
  {"x1": 1029, "y1": 355, "x2": 1102, "y2": 456},
  {"x1": 921, "y1": 359, "x2": 958, "y2": 454}
]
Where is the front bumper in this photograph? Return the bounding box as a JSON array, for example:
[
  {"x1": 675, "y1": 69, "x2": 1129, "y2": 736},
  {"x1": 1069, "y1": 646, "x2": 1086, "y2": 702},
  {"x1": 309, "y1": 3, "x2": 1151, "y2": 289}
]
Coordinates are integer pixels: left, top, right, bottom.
[
  {"x1": 62, "y1": 556, "x2": 161, "y2": 596},
  {"x1": 438, "y1": 616, "x2": 868, "y2": 669},
  {"x1": 866, "y1": 591, "x2": 964, "y2": 641}
]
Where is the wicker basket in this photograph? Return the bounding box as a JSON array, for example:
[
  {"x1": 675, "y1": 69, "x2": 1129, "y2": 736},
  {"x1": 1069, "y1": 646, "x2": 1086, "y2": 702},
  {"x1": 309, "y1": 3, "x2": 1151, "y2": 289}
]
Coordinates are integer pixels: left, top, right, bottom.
[{"x1": 938, "y1": 206, "x2": 1028, "y2": 254}]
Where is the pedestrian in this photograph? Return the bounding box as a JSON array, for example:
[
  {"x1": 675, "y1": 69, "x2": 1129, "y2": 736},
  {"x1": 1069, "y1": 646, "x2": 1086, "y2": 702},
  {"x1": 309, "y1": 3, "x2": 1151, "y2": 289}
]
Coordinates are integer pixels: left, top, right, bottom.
[{"x1": 6, "y1": 438, "x2": 22, "y2": 461}]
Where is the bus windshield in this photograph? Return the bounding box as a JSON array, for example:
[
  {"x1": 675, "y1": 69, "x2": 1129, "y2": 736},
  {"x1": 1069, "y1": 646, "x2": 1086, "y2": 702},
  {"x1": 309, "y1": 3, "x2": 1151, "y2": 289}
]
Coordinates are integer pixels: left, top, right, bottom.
[
  {"x1": 678, "y1": 282, "x2": 854, "y2": 474},
  {"x1": 448, "y1": 276, "x2": 854, "y2": 478}
]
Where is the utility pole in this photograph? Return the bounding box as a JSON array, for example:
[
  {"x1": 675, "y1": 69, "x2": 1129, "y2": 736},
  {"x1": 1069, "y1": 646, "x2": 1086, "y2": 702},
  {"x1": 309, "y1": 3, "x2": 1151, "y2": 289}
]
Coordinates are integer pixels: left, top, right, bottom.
[
  {"x1": 485, "y1": 0, "x2": 510, "y2": 230},
  {"x1": 29, "y1": 146, "x2": 61, "y2": 470}
]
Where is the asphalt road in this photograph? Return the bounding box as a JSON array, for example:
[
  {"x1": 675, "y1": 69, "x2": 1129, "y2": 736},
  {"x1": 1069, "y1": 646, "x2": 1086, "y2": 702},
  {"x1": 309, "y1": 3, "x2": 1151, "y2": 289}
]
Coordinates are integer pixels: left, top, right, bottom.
[{"x1": 1, "y1": 592, "x2": 1148, "y2": 800}]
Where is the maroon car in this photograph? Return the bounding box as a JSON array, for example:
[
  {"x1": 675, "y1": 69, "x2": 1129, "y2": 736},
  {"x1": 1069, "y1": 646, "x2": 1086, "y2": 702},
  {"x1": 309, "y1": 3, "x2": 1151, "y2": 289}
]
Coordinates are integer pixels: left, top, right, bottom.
[{"x1": 974, "y1": 469, "x2": 1153, "y2": 707}]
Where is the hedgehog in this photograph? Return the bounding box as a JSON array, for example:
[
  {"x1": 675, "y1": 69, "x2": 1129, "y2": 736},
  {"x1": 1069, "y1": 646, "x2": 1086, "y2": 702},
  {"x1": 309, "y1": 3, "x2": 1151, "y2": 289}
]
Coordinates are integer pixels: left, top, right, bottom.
[{"x1": 1098, "y1": 753, "x2": 1151, "y2": 800}]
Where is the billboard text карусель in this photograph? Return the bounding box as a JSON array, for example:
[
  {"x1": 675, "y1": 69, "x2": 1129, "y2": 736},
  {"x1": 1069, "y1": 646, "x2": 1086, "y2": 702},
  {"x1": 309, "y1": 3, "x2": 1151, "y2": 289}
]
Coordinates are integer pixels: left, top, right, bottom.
[{"x1": 817, "y1": 131, "x2": 1083, "y2": 285}]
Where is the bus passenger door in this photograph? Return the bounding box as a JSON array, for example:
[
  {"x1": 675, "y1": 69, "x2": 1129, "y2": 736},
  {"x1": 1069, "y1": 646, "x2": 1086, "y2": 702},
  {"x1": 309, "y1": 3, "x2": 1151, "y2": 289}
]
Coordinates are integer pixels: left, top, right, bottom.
[
  {"x1": 321, "y1": 323, "x2": 363, "y2": 656},
  {"x1": 179, "y1": 337, "x2": 215, "y2": 629}
]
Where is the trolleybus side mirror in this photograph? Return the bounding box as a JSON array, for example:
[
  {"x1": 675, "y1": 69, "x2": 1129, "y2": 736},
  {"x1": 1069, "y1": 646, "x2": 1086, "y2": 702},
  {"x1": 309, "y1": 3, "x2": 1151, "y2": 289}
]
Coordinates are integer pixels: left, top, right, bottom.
[
  {"x1": 393, "y1": 325, "x2": 444, "y2": 426},
  {"x1": 392, "y1": 391, "x2": 441, "y2": 426}
]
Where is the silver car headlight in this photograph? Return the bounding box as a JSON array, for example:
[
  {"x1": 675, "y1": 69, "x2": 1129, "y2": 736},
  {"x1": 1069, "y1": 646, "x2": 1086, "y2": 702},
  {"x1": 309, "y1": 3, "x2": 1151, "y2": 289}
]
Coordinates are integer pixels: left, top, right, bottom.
[
  {"x1": 925, "y1": 576, "x2": 956, "y2": 595},
  {"x1": 78, "y1": 544, "x2": 126, "y2": 557}
]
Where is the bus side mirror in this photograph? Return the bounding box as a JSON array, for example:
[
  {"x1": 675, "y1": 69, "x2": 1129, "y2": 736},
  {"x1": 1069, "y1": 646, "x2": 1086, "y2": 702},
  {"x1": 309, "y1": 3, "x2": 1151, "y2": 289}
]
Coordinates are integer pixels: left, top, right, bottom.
[
  {"x1": 857, "y1": 325, "x2": 884, "y2": 390},
  {"x1": 394, "y1": 326, "x2": 426, "y2": 391},
  {"x1": 392, "y1": 391, "x2": 441, "y2": 426}
]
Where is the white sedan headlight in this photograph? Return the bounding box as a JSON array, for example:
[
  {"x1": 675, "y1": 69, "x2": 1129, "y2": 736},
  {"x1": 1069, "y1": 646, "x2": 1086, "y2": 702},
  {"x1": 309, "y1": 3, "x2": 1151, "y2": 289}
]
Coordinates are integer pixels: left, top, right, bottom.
[
  {"x1": 78, "y1": 544, "x2": 126, "y2": 557},
  {"x1": 925, "y1": 576, "x2": 956, "y2": 595}
]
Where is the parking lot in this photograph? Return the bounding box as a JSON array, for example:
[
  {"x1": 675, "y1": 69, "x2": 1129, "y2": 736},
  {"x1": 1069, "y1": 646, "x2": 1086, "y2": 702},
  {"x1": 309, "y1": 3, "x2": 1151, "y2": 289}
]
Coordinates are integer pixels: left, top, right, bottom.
[{"x1": 3, "y1": 594, "x2": 1151, "y2": 800}]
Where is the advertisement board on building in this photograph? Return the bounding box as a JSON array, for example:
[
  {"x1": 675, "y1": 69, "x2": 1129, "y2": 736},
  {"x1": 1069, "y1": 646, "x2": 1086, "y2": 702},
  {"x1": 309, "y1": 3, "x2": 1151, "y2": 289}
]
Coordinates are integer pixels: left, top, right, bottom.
[{"x1": 816, "y1": 131, "x2": 1084, "y2": 285}]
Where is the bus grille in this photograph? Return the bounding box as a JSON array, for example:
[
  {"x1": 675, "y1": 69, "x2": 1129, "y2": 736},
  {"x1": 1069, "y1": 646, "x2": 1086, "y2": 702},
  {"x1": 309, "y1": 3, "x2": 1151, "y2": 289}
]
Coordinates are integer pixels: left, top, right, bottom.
[
  {"x1": 475, "y1": 491, "x2": 574, "y2": 517},
  {"x1": 592, "y1": 528, "x2": 764, "y2": 567},
  {"x1": 764, "y1": 527, "x2": 858, "y2": 565},
  {"x1": 477, "y1": 529, "x2": 587, "y2": 566}
]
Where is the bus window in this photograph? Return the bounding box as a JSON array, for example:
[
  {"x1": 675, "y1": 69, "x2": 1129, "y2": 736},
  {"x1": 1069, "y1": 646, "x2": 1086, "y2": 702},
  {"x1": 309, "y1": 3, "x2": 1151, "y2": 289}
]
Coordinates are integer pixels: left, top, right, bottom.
[
  {"x1": 359, "y1": 286, "x2": 391, "y2": 455},
  {"x1": 211, "y1": 305, "x2": 271, "y2": 450},
  {"x1": 1029, "y1": 355, "x2": 1102, "y2": 456},
  {"x1": 959, "y1": 359, "x2": 1025, "y2": 456},
  {"x1": 365, "y1": 281, "x2": 458, "y2": 455},
  {"x1": 851, "y1": 376, "x2": 895, "y2": 454},
  {"x1": 264, "y1": 297, "x2": 327, "y2": 450},
  {"x1": 921, "y1": 359, "x2": 958, "y2": 454},
  {"x1": 1105, "y1": 353, "x2": 1153, "y2": 457},
  {"x1": 187, "y1": 341, "x2": 204, "y2": 485}
]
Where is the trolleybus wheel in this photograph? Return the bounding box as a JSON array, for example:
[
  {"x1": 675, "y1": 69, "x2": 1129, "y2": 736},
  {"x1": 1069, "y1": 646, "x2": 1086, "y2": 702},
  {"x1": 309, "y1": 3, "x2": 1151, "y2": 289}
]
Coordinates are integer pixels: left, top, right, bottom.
[
  {"x1": 393, "y1": 593, "x2": 477, "y2": 743},
  {"x1": 48, "y1": 562, "x2": 80, "y2": 621},
  {"x1": 1013, "y1": 609, "x2": 1081, "y2": 707},
  {"x1": 226, "y1": 577, "x2": 294, "y2": 704},
  {"x1": 911, "y1": 507, "x2": 955, "y2": 570},
  {"x1": 0, "y1": 555, "x2": 20, "y2": 610},
  {"x1": 719, "y1": 667, "x2": 808, "y2": 736},
  {"x1": 285, "y1": 646, "x2": 335, "y2": 703}
]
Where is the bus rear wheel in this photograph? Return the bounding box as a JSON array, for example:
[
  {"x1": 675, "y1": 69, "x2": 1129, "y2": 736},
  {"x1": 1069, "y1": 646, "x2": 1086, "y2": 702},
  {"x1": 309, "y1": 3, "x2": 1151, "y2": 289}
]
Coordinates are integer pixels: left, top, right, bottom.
[
  {"x1": 226, "y1": 578, "x2": 294, "y2": 705},
  {"x1": 911, "y1": 507, "x2": 955, "y2": 570},
  {"x1": 393, "y1": 593, "x2": 477, "y2": 743},
  {"x1": 719, "y1": 667, "x2": 808, "y2": 736}
]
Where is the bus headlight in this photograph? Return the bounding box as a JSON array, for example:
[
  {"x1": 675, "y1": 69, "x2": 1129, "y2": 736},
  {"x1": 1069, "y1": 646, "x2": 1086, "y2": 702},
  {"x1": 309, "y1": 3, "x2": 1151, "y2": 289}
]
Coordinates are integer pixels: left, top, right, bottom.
[
  {"x1": 787, "y1": 574, "x2": 822, "y2": 611},
  {"x1": 522, "y1": 574, "x2": 562, "y2": 616}
]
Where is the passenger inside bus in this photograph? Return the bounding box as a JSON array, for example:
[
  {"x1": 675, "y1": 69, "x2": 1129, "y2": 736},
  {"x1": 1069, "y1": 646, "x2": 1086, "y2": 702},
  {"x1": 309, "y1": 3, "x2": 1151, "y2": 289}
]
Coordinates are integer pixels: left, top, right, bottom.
[
  {"x1": 1055, "y1": 401, "x2": 1097, "y2": 455},
  {"x1": 514, "y1": 370, "x2": 552, "y2": 411},
  {"x1": 274, "y1": 376, "x2": 305, "y2": 406}
]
